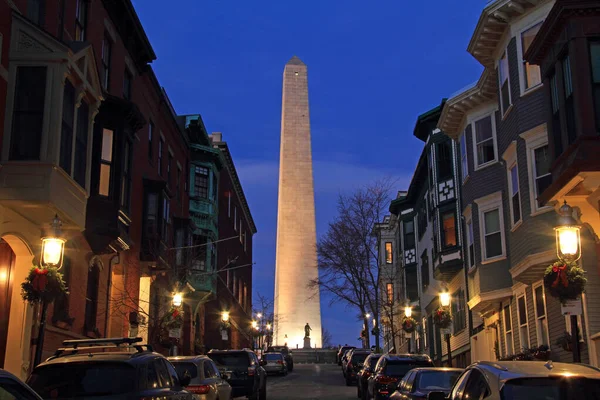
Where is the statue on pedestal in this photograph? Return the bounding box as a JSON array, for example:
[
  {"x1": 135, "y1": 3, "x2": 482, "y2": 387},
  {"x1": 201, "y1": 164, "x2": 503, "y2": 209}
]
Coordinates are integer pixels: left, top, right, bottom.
[{"x1": 304, "y1": 323, "x2": 312, "y2": 338}]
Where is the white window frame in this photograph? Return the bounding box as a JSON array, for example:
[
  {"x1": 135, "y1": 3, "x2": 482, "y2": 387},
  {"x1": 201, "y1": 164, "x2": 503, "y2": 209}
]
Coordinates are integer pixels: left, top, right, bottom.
[
  {"x1": 516, "y1": 292, "x2": 530, "y2": 350},
  {"x1": 470, "y1": 111, "x2": 498, "y2": 170},
  {"x1": 516, "y1": 19, "x2": 544, "y2": 96},
  {"x1": 463, "y1": 205, "x2": 475, "y2": 272},
  {"x1": 475, "y1": 191, "x2": 506, "y2": 263},
  {"x1": 502, "y1": 141, "x2": 522, "y2": 229},
  {"x1": 532, "y1": 280, "x2": 551, "y2": 348},
  {"x1": 520, "y1": 124, "x2": 553, "y2": 216},
  {"x1": 498, "y1": 48, "x2": 513, "y2": 117},
  {"x1": 503, "y1": 303, "x2": 515, "y2": 357},
  {"x1": 459, "y1": 132, "x2": 469, "y2": 183}
]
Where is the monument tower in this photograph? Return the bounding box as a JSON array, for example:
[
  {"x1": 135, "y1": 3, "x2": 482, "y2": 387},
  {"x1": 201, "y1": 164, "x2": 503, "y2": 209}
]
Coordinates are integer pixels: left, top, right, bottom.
[{"x1": 273, "y1": 56, "x2": 322, "y2": 348}]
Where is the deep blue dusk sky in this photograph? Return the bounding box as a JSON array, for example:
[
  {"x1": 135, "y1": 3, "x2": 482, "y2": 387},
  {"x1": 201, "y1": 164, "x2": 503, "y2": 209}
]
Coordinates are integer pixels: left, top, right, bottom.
[{"x1": 132, "y1": 0, "x2": 484, "y2": 346}]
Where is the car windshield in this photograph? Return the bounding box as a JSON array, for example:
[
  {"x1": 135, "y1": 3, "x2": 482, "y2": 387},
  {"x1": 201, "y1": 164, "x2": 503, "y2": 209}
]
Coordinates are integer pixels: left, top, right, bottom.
[
  {"x1": 501, "y1": 377, "x2": 600, "y2": 400},
  {"x1": 27, "y1": 362, "x2": 136, "y2": 398},
  {"x1": 416, "y1": 370, "x2": 462, "y2": 391},
  {"x1": 209, "y1": 353, "x2": 249, "y2": 368},
  {"x1": 385, "y1": 362, "x2": 433, "y2": 377},
  {"x1": 265, "y1": 354, "x2": 282, "y2": 360},
  {"x1": 171, "y1": 362, "x2": 198, "y2": 379}
]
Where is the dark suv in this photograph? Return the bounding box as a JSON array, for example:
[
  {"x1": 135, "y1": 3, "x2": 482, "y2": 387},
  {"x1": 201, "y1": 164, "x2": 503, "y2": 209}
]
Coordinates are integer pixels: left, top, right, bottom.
[
  {"x1": 26, "y1": 337, "x2": 193, "y2": 400},
  {"x1": 208, "y1": 349, "x2": 267, "y2": 400},
  {"x1": 266, "y1": 345, "x2": 294, "y2": 372},
  {"x1": 367, "y1": 354, "x2": 434, "y2": 400}
]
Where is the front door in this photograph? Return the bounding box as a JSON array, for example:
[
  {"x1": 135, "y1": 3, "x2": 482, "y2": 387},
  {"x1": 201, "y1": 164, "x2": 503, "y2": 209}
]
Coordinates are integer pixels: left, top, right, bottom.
[{"x1": 0, "y1": 241, "x2": 15, "y2": 367}]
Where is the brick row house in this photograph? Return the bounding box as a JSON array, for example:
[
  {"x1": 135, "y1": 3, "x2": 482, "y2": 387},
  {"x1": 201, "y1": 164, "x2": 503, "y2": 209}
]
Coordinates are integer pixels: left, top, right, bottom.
[
  {"x1": 435, "y1": 0, "x2": 600, "y2": 366},
  {"x1": 0, "y1": 0, "x2": 255, "y2": 378}
]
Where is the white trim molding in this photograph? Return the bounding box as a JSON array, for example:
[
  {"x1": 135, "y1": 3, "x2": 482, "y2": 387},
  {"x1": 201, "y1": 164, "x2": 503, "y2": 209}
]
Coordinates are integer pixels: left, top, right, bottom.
[
  {"x1": 470, "y1": 109, "x2": 499, "y2": 171},
  {"x1": 475, "y1": 191, "x2": 507, "y2": 263}
]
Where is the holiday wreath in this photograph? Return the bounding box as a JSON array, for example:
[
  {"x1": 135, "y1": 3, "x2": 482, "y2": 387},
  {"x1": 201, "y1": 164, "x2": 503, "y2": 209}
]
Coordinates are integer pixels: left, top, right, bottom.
[
  {"x1": 543, "y1": 260, "x2": 586, "y2": 303},
  {"x1": 401, "y1": 316, "x2": 417, "y2": 333},
  {"x1": 433, "y1": 307, "x2": 452, "y2": 329},
  {"x1": 219, "y1": 320, "x2": 231, "y2": 332},
  {"x1": 163, "y1": 306, "x2": 184, "y2": 329},
  {"x1": 21, "y1": 266, "x2": 68, "y2": 304}
]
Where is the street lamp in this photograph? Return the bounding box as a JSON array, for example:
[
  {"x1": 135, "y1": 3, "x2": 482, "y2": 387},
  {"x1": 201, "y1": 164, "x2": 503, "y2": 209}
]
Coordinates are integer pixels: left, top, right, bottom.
[
  {"x1": 257, "y1": 313, "x2": 263, "y2": 319},
  {"x1": 266, "y1": 323, "x2": 271, "y2": 330},
  {"x1": 439, "y1": 289, "x2": 452, "y2": 367},
  {"x1": 221, "y1": 311, "x2": 230, "y2": 322},
  {"x1": 555, "y1": 201, "x2": 582, "y2": 263},
  {"x1": 34, "y1": 215, "x2": 67, "y2": 367},
  {"x1": 40, "y1": 215, "x2": 66, "y2": 269},
  {"x1": 172, "y1": 293, "x2": 183, "y2": 308},
  {"x1": 252, "y1": 320, "x2": 258, "y2": 329},
  {"x1": 365, "y1": 313, "x2": 371, "y2": 318},
  {"x1": 404, "y1": 306, "x2": 412, "y2": 318},
  {"x1": 555, "y1": 201, "x2": 582, "y2": 363}
]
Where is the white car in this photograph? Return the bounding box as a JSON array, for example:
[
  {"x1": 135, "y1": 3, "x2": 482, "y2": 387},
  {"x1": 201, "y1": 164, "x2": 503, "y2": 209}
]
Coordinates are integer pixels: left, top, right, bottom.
[{"x1": 169, "y1": 356, "x2": 233, "y2": 400}]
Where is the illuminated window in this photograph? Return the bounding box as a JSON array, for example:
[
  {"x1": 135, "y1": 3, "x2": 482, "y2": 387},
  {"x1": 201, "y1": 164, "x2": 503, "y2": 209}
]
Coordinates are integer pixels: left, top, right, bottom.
[
  {"x1": 386, "y1": 283, "x2": 393, "y2": 305},
  {"x1": 385, "y1": 242, "x2": 393, "y2": 264},
  {"x1": 521, "y1": 22, "x2": 542, "y2": 90},
  {"x1": 441, "y1": 210, "x2": 456, "y2": 248},
  {"x1": 99, "y1": 129, "x2": 113, "y2": 196}
]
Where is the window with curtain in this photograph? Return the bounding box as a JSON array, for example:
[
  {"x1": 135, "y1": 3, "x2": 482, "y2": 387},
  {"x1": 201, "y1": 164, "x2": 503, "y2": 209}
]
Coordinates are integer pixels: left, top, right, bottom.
[
  {"x1": 59, "y1": 80, "x2": 75, "y2": 175},
  {"x1": 509, "y1": 164, "x2": 521, "y2": 225},
  {"x1": 441, "y1": 210, "x2": 457, "y2": 248},
  {"x1": 99, "y1": 129, "x2": 113, "y2": 197},
  {"x1": 385, "y1": 242, "x2": 393, "y2": 264},
  {"x1": 483, "y1": 208, "x2": 503, "y2": 259},
  {"x1": 521, "y1": 22, "x2": 542, "y2": 89},
  {"x1": 499, "y1": 51, "x2": 511, "y2": 114},
  {"x1": 74, "y1": 102, "x2": 89, "y2": 188},
  {"x1": 11, "y1": 67, "x2": 46, "y2": 161},
  {"x1": 75, "y1": 0, "x2": 88, "y2": 41},
  {"x1": 474, "y1": 115, "x2": 496, "y2": 167}
]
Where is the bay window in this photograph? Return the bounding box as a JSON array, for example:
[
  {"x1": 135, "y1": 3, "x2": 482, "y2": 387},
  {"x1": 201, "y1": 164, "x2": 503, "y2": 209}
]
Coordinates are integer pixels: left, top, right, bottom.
[
  {"x1": 10, "y1": 66, "x2": 47, "y2": 161},
  {"x1": 194, "y1": 166, "x2": 209, "y2": 198},
  {"x1": 59, "y1": 81, "x2": 75, "y2": 175},
  {"x1": 441, "y1": 209, "x2": 457, "y2": 248},
  {"x1": 476, "y1": 191, "x2": 505, "y2": 262},
  {"x1": 522, "y1": 125, "x2": 552, "y2": 214},
  {"x1": 483, "y1": 209, "x2": 502, "y2": 259},
  {"x1": 403, "y1": 220, "x2": 415, "y2": 250},
  {"x1": 437, "y1": 141, "x2": 453, "y2": 181},
  {"x1": 99, "y1": 129, "x2": 113, "y2": 197}
]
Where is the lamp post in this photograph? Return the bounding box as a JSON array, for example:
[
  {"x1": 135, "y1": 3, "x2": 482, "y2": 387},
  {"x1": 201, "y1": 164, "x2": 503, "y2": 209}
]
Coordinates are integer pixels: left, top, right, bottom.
[
  {"x1": 439, "y1": 289, "x2": 452, "y2": 367},
  {"x1": 363, "y1": 313, "x2": 371, "y2": 348},
  {"x1": 169, "y1": 293, "x2": 184, "y2": 356},
  {"x1": 404, "y1": 306, "x2": 412, "y2": 353},
  {"x1": 34, "y1": 215, "x2": 66, "y2": 367},
  {"x1": 221, "y1": 311, "x2": 230, "y2": 349},
  {"x1": 555, "y1": 201, "x2": 582, "y2": 363}
]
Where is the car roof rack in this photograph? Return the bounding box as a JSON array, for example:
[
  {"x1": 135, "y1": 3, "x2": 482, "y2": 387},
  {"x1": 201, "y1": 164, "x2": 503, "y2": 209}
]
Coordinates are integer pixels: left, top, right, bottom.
[{"x1": 49, "y1": 337, "x2": 153, "y2": 360}]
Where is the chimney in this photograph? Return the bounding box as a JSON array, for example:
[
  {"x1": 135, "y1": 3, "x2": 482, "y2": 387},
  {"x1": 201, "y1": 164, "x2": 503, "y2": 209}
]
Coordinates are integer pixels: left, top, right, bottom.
[{"x1": 210, "y1": 132, "x2": 223, "y2": 142}]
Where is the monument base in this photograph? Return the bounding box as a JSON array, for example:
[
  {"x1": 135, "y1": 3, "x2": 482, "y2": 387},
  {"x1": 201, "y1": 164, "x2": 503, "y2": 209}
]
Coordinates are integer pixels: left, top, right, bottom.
[{"x1": 303, "y1": 337, "x2": 311, "y2": 349}]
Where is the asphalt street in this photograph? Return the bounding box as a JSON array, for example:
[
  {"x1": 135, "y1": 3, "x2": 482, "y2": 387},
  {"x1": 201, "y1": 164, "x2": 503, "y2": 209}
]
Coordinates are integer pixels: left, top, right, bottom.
[{"x1": 264, "y1": 364, "x2": 355, "y2": 400}]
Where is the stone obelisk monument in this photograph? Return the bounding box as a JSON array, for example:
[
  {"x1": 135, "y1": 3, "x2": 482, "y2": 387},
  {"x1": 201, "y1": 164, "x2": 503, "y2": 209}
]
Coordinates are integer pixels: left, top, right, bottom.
[{"x1": 273, "y1": 56, "x2": 322, "y2": 349}]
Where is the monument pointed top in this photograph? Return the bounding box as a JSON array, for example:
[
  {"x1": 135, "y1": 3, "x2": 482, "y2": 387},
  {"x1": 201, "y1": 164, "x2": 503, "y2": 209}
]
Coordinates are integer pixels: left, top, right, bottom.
[{"x1": 286, "y1": 56, "x2": 305, "y2": 66}]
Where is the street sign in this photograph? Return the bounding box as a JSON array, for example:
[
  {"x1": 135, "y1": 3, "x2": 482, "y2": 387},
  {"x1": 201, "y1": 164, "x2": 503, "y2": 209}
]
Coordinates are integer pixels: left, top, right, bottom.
[
  {"x1": 221, "y1": 330, "x2": 229, "y2": 340},
  {"x1": 561, "y1": 299, "x2": 582, "y2": 316},
  {"x1": 169, "y1": 328, "x2": 182, "y2": 338}
]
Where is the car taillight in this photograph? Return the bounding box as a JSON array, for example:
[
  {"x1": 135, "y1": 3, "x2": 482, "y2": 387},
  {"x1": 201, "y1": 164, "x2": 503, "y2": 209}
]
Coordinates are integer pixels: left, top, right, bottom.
[
  {"x1": 277, "y1": 360, "x2": 283, "y2": 365},
  {"x1": 248, "y1": 367, "x2": 255, "y2": 376},
  {"x1": 187, "y1": 385, "x2": 211, "y2": 395},
  {"x1": 375, "y1": 375, "x2": 397, "y2": 385}
]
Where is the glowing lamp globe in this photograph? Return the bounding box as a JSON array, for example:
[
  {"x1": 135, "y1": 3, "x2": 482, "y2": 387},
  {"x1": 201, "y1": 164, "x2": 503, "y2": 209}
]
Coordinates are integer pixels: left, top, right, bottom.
[
  {"x1": 172, "y1": 293, "x2": 183, "y2": 307},
  {"x1": 41, "y1": 236, "x2": 66, "y2": 268},
  {"x1": 221, "y1": 311, "x2": 230, "y2": 322},
  {"x1": 251, "y1": 320, "x2": 258, "y2": 329},
  {"x1": 404, "y1": 306, "x2": 412, "y2": 318},
  {"x1": 554, "y1": 202, "x2": 581, "y2": 262},
  {"x1": 439, "y1": 291, "x2": 451, "y2": 307}
]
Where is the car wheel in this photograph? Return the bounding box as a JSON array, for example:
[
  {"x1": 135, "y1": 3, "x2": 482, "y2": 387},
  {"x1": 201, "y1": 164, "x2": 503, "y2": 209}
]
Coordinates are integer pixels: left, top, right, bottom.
[{"x1": 259, "y1": 383, "x2": 267, "y2": 400}]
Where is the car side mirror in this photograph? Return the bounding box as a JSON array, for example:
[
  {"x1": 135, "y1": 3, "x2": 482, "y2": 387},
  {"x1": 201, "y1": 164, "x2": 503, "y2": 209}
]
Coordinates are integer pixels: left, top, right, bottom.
[
  {"x1": 178, "y1": 373, "x2": 191, "y2": 387},
  {"x1": 427, "y1": 391, "x2": 449, "y2": 400}
]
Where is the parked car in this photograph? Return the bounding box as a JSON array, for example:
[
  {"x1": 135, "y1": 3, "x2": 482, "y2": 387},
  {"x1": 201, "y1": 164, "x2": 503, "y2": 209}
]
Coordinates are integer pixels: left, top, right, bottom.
[
  {"x1": 357, "y1": 353, "x2": 381, "y2": 400},
  {"x1": 367, "y1": 354, "x2": 434, "y2": 400},
  {"x1": 0, "y1": 369, "x2": 43, "y2": 400},
  {"x1": 266, "y1": 345, "x2": 294, "y2": 372},
  {"x1": 428, "y1": 361, "x2": 600, "y2": 400},
  {"x1": 391, "y1": 367, "x2": 463, "y2": 399},
  {"x1": 338, "y1": 346, "x2": 356, "y2": 365},
  {"x1": 260, "y1": 352, "x2": 288, "y2": 376},
  {"x1": 26, "y1": 337, "x2": 193, "y2": 400},
  {"x1": 168, "y1": 355, "x2": 233, "y2": 400},
  {"x1": 208, "y1": 349, "x2": 267, "y2": 400},
  {"x1": 343, "y1": 348, "x2": 369, "y2": 376},
  {"x1": 345, "y1": 350, "x2": 372, "y2": 386}
]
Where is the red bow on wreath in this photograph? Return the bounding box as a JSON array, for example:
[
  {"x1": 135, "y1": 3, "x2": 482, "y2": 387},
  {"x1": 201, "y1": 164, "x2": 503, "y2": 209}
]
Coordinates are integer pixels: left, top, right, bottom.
[
  {"x1": 32, "y1": 268, "x2": 49, "y2": 292},
  {"x1": 552, "y1": 264, "x2": 569, "y2": 288},
  {"x1": 172, "y1": 309, "x2": 180, "y2": 318}
]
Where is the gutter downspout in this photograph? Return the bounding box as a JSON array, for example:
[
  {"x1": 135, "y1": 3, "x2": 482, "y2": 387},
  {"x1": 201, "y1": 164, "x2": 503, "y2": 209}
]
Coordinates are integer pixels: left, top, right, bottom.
[{"x1": 104, "y1": 253, "x2": 120, "y2": 337}]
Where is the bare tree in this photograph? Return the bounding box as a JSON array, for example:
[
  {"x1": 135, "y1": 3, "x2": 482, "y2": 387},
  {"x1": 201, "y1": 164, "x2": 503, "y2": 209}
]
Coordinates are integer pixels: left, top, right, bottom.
[
  {"x1": 310, "y1": 180, "x2": 394, "y2": 351},
  {"x1": 378, "y1": 262, "x2": 403, "y2": 353},
  {"x1": 321, "y1": 327, "x2": 333, "y2": 348}
]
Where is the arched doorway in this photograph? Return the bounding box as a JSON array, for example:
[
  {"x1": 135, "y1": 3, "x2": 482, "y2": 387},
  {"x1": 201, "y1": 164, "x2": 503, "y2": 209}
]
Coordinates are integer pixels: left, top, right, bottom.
[{"x1": 0, "y1": 234, "x2": 34, "y2": 380}]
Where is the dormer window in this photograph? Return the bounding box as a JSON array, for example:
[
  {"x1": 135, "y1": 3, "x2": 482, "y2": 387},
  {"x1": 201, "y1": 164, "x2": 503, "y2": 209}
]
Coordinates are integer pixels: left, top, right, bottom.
[{"x1": 520, "y1": 22, "x2": 543, "y2": 91}]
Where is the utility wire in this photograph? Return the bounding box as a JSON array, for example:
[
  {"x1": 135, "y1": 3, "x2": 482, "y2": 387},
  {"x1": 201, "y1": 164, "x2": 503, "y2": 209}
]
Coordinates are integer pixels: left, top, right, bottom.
[{"x1": 167, "y1": 235, "x2": 241, "y2": 251}]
